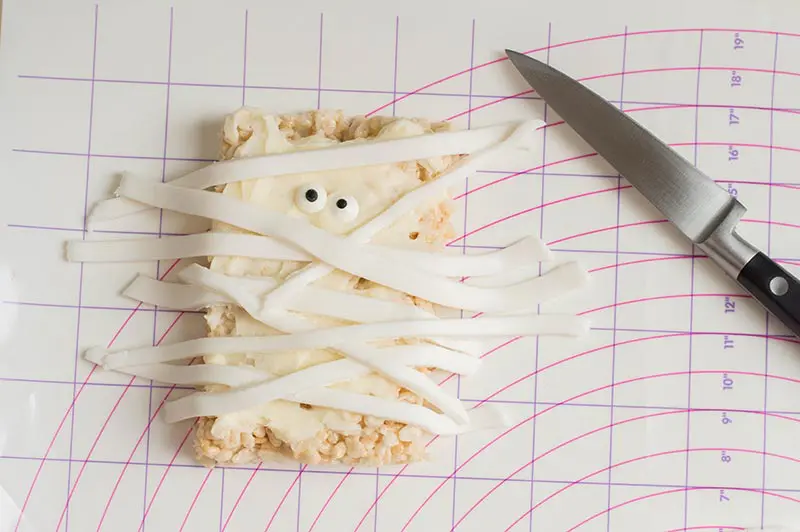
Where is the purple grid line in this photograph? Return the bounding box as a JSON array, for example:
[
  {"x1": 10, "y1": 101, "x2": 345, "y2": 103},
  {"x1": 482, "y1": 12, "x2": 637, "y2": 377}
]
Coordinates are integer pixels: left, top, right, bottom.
[
  {"x1": 142, "y1": 8, "x2": 174, "y2": 527},
  {"x1": 761, "y1": 32, "x2": 781, "y2": 528},
  {"x1": 682, "y1": 29, "x2": 704, "y2": 530},
  {"x1": 10, "y1": 146, "x2": 800, "y2": 188},
  {"x1": 8, "y1": 451, "x2": 800, "y2": 493},
  {"x1": 449, "y1": 17, "x2": 477, "y2": 532},
  {"x1": 529, "y1": 21, "x2": 552, "y2": 532},
  {"x1": 604, "y1": 25, "x2": 628, "y2": 532},
  {"x1": 14, "y1": 71, "x2": 800, "y2": 114},
  {"x1": 5, "y1": 453, "x2": 800, "y2": 499},
  {"x1": 64, "y1": 6, "x2": 98, "y2": 530}
]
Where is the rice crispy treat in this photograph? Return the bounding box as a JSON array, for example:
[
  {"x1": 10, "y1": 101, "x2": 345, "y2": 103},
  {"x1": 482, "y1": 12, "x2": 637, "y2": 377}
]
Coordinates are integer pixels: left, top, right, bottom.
[{"x1": 192, "y1": 107, "x2": 464, "y2": 468}]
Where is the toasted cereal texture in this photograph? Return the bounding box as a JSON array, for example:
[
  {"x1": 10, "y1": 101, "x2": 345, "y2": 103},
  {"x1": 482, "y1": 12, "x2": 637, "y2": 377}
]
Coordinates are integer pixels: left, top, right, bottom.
[{"x1": 191, "y1": 108, "x2": 464, "y2": 468}]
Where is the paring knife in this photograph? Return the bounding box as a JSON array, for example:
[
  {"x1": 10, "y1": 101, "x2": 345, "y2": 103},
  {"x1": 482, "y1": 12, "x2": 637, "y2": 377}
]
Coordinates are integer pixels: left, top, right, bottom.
[{"x1": 505, "y1": 49, "x2": 800, "y2": 339}]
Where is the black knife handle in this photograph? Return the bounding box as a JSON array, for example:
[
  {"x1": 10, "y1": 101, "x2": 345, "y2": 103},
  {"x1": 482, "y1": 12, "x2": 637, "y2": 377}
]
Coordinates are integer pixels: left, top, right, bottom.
[{"x1": 736, "y1": 252, "x2": 800, "y2": 337}]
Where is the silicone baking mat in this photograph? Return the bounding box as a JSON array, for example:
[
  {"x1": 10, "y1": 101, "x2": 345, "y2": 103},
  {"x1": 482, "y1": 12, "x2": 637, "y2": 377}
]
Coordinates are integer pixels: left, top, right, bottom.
[{"x1": 2, "y1": 0, "x2": 800, "y2": 530}]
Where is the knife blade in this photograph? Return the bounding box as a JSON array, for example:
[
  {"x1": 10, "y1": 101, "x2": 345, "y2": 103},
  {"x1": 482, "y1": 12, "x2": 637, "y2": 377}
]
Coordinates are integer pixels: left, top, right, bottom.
[{"x1": 505, "y1": 49, "x2": 800, "y2": 339}]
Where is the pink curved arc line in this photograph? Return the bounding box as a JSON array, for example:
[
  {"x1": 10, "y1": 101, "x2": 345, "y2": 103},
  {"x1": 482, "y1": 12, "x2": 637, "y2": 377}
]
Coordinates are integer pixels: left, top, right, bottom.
[
  {"x1": 564, "y1": 487, "x2": 800, "y2": 532},
  {"x1": 96, "y1": 318, "x2": 191, "y2": 531},
  {"x1": 178, "y1": 468, "x2": 215, "y2": 532},
  {"x1": 220, "y1": 463, "x2": 263, "y2": 531},
  {"x1": 13, "y1": 257, "x2": 183, "y2": 532},
  {"x1": 137, "y1": 423, "x2": 197, "y2": 531},
  {"x1": 445, "y1": 65, "x2": 800, "y2": 122},
  {"x1": 588, "y1": 254, "x2": 704, "y2": 273},
  {"x1": 365, "y1": 27, "x2": 800, "y2": 118},
  {"x1": 499, "y1": 439, "x2": 800, "y2": 531},
  {"x1": 54, "y1": 311, "x2": 185, "y2": 531},
  {"x1": 453, "y1": 405, "x2": 799, "y2": 530},
  {"x1": 397, "y1": 368, "x2": 800, "y2": 532},
  {"x1": 113, "y1": 26, "x2": 800, "y2": 530},
  {"x1": 579, "y1": 292, "x2": 749, "y2": 316},
  {"x1": 354, "y1": 337, "x2": 798, "y2": 532},
  {"x1": 265, "y1": 466, "x2": 307, "y2": 532}
]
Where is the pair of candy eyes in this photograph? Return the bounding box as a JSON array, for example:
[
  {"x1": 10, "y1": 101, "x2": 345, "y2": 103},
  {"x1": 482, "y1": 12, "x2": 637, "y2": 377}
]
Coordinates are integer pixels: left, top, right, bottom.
[{"x1": 294, "y1": 184, "x2": 359, "y2": 221}]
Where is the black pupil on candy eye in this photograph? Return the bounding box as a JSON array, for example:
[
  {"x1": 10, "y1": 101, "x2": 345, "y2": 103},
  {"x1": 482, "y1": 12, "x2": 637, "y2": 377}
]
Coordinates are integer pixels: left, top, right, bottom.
[
  {"x1": 305, "y1": 189, "x2": 318, "y2": 202},
  {"x1": 336, "y1": 198, "x2": 348, "y2": 209}
]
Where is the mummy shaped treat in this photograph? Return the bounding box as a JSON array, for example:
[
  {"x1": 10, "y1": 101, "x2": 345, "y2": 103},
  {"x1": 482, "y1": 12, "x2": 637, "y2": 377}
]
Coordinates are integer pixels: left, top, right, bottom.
[{"x1": 67, "y1": 108, "x2": 591, "y2": 467}]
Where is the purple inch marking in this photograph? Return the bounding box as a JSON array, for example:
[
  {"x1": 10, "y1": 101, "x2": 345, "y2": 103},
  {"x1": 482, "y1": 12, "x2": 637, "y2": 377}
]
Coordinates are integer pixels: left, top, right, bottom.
[
  {"x1": 65, "y1": 6, "x2": 99, "y2": 531},
  {"x1": 761, "y1": 33, "x2": 780, "y2": 528},
  {"x1": 143, "y1": 8, "x2": 174, "y2": 527},
  {"x1": 605, "y1": 25, "x2": 628, "y2": 532},
  {"x1": 682, "y1": 29, "x2": 704, "y2": 529},
  {"x1": 529, "y1": 21, "x2": 553, "y2": 532}
]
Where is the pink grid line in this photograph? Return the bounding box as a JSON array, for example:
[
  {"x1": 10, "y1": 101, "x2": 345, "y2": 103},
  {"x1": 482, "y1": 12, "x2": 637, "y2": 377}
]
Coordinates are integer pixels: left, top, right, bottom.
[{"x1": 7, "y1": 13, "x2": 800, "y2": 532}]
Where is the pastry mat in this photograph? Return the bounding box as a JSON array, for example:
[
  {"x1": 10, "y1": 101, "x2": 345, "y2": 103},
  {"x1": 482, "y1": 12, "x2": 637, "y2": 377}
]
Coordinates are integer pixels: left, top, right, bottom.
[{"x1": 1, "y1": 0, "x2": 800, "y2": 530}]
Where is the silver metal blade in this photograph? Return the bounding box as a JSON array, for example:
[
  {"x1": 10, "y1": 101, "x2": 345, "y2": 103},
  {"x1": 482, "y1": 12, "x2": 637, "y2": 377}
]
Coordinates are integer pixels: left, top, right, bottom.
[{"x1": 505, "y1": 49, "x2": 738, "y2": 243}]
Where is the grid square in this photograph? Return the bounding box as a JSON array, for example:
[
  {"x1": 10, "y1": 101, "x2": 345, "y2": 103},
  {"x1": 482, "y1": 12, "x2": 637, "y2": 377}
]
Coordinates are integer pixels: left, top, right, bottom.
[
  {"x1": 320, "y1": 90, "x2": 397, "y2": 118},
  {"x1": 94, "y1": 4, "x2": 171, "y2": 82},
  {"x1": 695, "y1": 101, "x2": 773, "y2": 152},
  {"x1": 0, "y1": 381, "x2": 75, "y2": 459},
  {"x1": 169, "y1": 8, "x2": 246, "y2": 87},
  {"x1": 764, "y1": 335, "x2": 800, "y2": 414},
  {"x1": 535, "y1": 329, "x2": 615, "y2": 405},
  {"x1": 394, "y1": 17, "x2": 473, "y2": 95},
  {"x1": 773, "y1": 34, "x2": 800, "y2": 111},
  {"x1": 66, "y1": 461, "x2": 146, "y2": 532},
  {"x1": 245, "y1": 11, "x2": 320, "y2": 89},
  {"x1": 613, "y1": 253, "x2": 695, "y2": 332},
  {"x1": 763, "y1": 413, "x2": 800, "y2": 491},
  {"x1": 320, "y1": 12, "x2": 396, "y2": 92},
  {"x1": 70, "y1": 384, "x2": 152, "y2": 463},
  {"x1": 164, "y1": 85, "x2": 243, "y2": 161},
  {"x1": 610, "y1": 330, "x2": 691, "y2": 409},
  {"x1": 143, "y1": 464, "x2": 222, "y2": 532},
  {"x1": 623, "y1": 29, "x2": 703, "y2": 105},
  {"x1": 607, "y1": 484, "x2": 687, "y2": 531},
  {"x1": 295, "y1": 469, "x2": 380, "y2": 531},
  {"x1": 456, "y1": 403, "x2": 535, "y2": 481},
  {"x1": 687, "y1": 408, "x2": 765, "y2": 475},
  {"x1": 13, "y1": 77, "x2": 91, "y2": 155},
  {"x1": 608, "y1": 406, "x2": 689, "y2": 487},
  {"x1": 458, "y1": 170, "x2": 544, "y2": 249},
  {"x1": 0, "y1": 459, "x2": 69, "y2": 532},
  {"x1": 761, "y1": 492, "x2": 800, "y2": 532},
  {"x1": 138, "y1": 388, "x2": 199, "y2": 467},
  {"x1": 91, "y1": 82, "x2": 168, "y2": 158},
  {"x1": 374, "y1": 475, "x2": 455, "y2": 532},
  {"x1": 547, "y1": 25, "x2": 627, "y2": 102},
  {"x1": 5, "y1": 226, "x2": 81, "y2": 306},
  {"x1": 2, "y1": 304, "x2": 78, "y2": 382},
  {"x1": 10, "y1": 3, "x2": 95, "y2": 79},
  {"x1": 80, "y1": 238, "x2": 161, "y2": 310},
  {"x1": 470, "y1": 18, "x2": 550, "y2": 98},
  {"x1": 685, "y1": 484, "x2": 766, "y2": 531},
  {"x1": 540, "y1": 176, "x2": 621, "y2": 252},
  {"x1": 689, "y1": 258, "x2": 767, "y2": 335},
  {"x1": 531, "y1": 403, "x2": 612, "y2": 483},
  {"x1": 451, "y1": 477, "x2": 534, "y2": 532},
  {"x1": 528, "y1": 481, "x2": 609, "y2": 532},
  {"x1": 6, "y1": 151, "x2": 88, "y2": 230}
]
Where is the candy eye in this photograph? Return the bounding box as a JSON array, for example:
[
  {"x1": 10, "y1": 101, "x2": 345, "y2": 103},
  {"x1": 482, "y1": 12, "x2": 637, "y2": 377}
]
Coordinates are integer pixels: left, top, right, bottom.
[
  {"x1": 330, "y1": 195, "x2": 359, "y2": 222},
  {"x1": 295, "y1": 184, "x2": 327, "y2": 213}
]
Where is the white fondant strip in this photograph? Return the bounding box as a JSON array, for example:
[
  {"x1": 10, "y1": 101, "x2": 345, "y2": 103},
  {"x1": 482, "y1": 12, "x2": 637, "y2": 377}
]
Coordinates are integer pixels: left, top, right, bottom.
[
  {"x1": 67, "y1": 231, "x2": 551, "y2": 277},
  {"x1": 90, "y1": 314, "x2": 588, "y2": 370}
]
